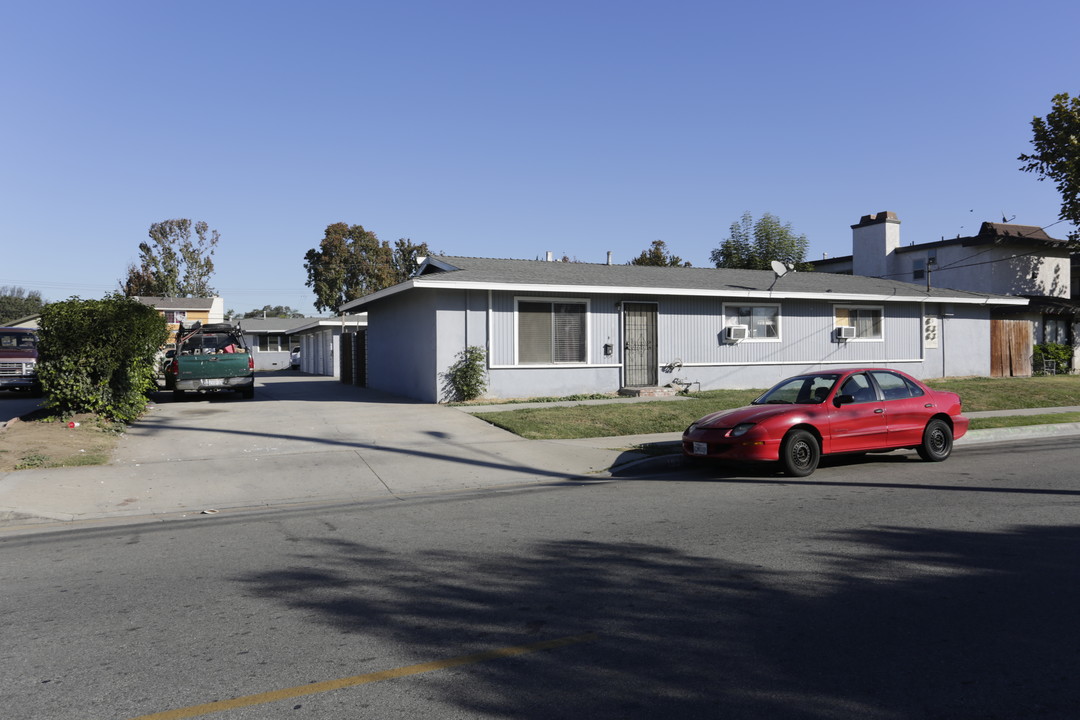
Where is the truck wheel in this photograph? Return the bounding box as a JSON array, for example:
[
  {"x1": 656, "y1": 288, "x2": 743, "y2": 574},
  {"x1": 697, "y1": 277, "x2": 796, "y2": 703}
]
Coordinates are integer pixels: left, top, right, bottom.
[
  {"x1": 30, "y1": 383, "x2": 44, "y2": 399},
  {"x1": 241, "y1": 387, "x2": 254, "y2": 399},
  {"x1": 174, "y1": 389, "x2": 186, "y2": 402}
]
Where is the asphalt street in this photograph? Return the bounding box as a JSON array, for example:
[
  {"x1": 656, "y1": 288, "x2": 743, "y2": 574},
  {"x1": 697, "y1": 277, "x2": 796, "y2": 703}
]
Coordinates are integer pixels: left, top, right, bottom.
[{"x1": 3, "y1": 434, "x2": 1080, "y2": 719}]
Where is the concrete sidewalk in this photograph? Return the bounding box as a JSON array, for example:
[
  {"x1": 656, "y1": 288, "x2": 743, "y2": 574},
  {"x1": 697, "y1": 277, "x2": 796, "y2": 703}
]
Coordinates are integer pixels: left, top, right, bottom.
[{"x1": 1, "y1": 374, "x2": 1078, "y2": 531}]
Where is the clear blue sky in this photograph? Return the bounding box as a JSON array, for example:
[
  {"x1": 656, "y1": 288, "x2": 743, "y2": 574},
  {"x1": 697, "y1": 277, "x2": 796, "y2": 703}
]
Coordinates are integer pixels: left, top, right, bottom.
[{"x1": 3, "y1": 0, "x2": 1077, "y2": 315}]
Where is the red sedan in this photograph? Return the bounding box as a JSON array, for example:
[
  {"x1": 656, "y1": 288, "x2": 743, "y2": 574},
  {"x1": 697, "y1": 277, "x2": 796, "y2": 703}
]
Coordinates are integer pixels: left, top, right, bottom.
[{"x1": 682, "y1": 368, "x2": 969, "y2": 477}]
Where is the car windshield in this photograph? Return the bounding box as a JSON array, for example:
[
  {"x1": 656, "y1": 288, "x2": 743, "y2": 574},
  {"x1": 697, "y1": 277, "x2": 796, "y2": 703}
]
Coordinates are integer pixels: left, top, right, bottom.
[
  {"x1": 0, "y1": 331, "x2": 38, "y2": 350},
  {"x1": 752, "y1": 374, "x2": 840, "y2": 405}
]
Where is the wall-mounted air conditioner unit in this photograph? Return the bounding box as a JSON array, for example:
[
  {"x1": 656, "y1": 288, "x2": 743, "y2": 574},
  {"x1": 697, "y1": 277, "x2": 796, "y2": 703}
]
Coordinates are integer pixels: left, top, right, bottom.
[
  {"x1": 835, "y1": 326, "x2": 856, "y2": 340},
  {"x1": 725, "y1": 324, "x2": 749, "y2": 342}
]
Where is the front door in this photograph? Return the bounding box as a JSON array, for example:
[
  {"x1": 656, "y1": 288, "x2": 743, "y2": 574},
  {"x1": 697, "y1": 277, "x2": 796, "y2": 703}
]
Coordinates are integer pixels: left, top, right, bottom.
[{"x1": 623, "y1": 302, "x2": 658, "y2": 387}]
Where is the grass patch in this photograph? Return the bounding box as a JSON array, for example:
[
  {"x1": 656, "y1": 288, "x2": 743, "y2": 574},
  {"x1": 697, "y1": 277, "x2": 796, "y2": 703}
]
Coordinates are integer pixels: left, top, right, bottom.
[
  {"x1": 474, "y1": 388, "x2": 762, "y2": 440},
  {"x1": 925, "y1": 375, "x2": 1080, "y2": 411},
  {"x1": 968, "y1": 412, "x2": 1080, "y2": 429}
]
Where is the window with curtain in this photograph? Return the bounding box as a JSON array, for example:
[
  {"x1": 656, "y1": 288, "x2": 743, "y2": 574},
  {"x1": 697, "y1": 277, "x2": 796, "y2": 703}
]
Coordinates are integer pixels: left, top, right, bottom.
[
  {"x1": 517, "y1": 301, "x2": 587, "y2": 364},
  {"x1": 834, "y1": 306, "x2": 883, "y2": 340},
  {"x1": 723, "y1": 304, "x2": 780, "y2": 339}
]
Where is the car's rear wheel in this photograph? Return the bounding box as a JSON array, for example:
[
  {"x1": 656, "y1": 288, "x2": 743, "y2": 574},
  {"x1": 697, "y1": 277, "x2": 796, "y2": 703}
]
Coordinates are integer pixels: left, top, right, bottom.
[
  {"x1": 917, "y1": 418, "x2": 952, "y2": 462},
  {"x1": 780, "y1": 429, "x2": 820, "y2": 477}
]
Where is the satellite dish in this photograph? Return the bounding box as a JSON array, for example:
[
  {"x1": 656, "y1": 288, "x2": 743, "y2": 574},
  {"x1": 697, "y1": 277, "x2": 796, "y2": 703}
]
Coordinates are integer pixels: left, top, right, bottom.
[{"x1": 770, "y1": 260, "x2": 790, "y2": 278}]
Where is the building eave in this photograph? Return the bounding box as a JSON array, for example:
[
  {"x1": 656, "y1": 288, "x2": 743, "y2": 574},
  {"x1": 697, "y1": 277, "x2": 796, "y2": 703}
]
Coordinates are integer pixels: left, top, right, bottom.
[{"x1": 340, "y1": 278, "x2": 1027, "y2": 308}]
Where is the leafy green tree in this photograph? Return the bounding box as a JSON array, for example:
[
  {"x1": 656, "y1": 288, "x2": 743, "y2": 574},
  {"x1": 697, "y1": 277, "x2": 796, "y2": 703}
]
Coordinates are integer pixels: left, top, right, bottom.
[
  {"x1": 1019, "y1": 92, "x2": 1080, "y2": 244},
  {"x1": 710, "y1": 212, "x2": 812, "y2": 271},
  {"x1": 0, "y1": 286, "x2": 45, "y2": 325},
  {"x1": 36, "y1": 294, "x2": 169, "y2": 422},
  {"x1": 241, "y1": 305, "x2": 305, "y2": 319},
  {"x1": 628, "y1": 240, "x2": 691, "y2": 267},
  {"x1": 121, "y1": 219, "x2": 220, "y2": 297},
  {"x1": 303, "y1": 223, "x2": 432, "y2": 313}
]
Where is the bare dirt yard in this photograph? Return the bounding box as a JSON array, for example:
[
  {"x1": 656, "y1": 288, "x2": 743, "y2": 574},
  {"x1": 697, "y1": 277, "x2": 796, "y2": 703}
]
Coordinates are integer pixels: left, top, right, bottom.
[{"x1": 0, "y1": 410, "x2": 122, "y2": 472}]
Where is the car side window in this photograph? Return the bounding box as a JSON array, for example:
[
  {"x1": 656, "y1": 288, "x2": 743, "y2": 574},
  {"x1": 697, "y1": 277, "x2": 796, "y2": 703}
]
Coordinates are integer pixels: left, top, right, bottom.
[
  {"x1": 869, "y1": 371, "x2": 927, "y2": 400},
  {"x1": 840, "y1": 373, "x2": 877, "y2": 403},
  {"x1": 870, "y1": 371, "x2": 911, "y2": 400}
]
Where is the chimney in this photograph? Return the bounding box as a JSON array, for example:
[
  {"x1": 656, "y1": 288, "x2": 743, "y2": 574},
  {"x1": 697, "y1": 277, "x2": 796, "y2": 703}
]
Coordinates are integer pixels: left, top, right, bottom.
[
  {"x1": 851, "y1": 211, "x2": 900, "y2": 278},
  {"x1": 546, "y1": 251, "x2": 553, "y2": 262}
]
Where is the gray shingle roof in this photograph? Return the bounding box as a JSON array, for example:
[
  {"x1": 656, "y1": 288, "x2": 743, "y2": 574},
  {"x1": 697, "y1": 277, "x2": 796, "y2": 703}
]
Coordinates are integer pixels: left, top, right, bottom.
[
  {"x1": 133, "y1": 296, "x2": 217, "y2": 310},
  {"x1": 411, "y1": 255, "x2": 1021, "y2": 303}
]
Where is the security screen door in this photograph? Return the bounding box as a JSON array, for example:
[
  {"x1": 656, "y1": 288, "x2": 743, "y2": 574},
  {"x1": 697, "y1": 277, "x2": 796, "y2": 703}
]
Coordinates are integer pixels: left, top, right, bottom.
[{"x1": 623, "y1": 302, "x2": 658, "y2": 387}]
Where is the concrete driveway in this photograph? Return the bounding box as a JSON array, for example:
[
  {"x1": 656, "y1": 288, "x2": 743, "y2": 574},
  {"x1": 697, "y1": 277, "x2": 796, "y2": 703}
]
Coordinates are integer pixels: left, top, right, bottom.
[{"x1": 0, "y1": 373, "x2": 622, "y2": 524}]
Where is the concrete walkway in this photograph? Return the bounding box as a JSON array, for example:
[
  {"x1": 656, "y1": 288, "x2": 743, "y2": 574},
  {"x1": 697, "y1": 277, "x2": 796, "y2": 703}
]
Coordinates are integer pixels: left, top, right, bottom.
[{"x1": 1, "y1": 374, "x2": 1078, "y2": 530}]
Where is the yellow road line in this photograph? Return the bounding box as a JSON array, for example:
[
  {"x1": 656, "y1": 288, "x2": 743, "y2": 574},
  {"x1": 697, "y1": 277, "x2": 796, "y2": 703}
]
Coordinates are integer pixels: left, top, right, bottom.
[{"x1": 129, "y1": 632, "x2": 598, "y2": 720}]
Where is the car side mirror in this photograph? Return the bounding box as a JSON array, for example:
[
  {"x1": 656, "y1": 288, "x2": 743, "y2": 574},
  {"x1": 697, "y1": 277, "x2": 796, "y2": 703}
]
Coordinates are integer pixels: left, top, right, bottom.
[{"x1": 834, "y1": 394, "x2": 855, "y2": 406}]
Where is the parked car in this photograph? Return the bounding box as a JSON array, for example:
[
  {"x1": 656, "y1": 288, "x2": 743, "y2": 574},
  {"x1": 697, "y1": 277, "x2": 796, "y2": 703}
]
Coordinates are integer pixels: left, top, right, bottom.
[
  {"x1": 682, "y1": 368, "x2": 968, "y2": 477},
  {"x1": 0, "y1": 327, "x2": 42, "y2": 397},
  {"x1": 290, "y1": 346, "x2": 300, "y2": 370}
]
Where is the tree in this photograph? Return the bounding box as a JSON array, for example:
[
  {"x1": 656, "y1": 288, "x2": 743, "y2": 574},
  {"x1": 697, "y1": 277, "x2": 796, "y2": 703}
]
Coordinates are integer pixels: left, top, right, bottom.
[
  {"x1": 121, "y1": 219, "x2": 220, "y2": 297},
  {"x1": 240, "y1": 305, "x2": 305, "y2": 319},
  {"x1": 37, "y1": 294, "x2": 169, "y2": 422},
  {"x1": 303, "y1": 223, "x2": 432, "y2": 313},
  {"x1": 0, "y1": 286, "x2": 45, "y2": 325},
  {"x1": 710, "y1": 212, "x2": 812, "y2": 271},
  {"x1": 627, "y1": 240, "x2": 692, "y2": 267},
  {"x1": 1019, "y1": 92, "x2": 1080, "y2": 244}
]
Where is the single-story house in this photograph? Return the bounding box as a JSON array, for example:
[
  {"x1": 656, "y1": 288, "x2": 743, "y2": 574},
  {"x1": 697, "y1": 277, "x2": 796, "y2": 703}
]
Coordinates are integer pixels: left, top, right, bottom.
[
  {"x1": 235, "y1": 317, "x2": 316, "y2": 371},
  {"x1": 286, "y1": 315, "x2": 367, "y2": 378},
  {"x1": 5, "y1": 314, "x2": 40, "y2": 329},
  {"x1": 340, "y1": 254, "x2": 1028, "y2": 403}
]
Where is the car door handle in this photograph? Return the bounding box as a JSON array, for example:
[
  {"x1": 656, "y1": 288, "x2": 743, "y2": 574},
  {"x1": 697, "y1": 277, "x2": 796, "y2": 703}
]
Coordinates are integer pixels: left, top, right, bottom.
[
  {"x1": 924, "y1": 403, "x2": 934, "y2": 408},
  {"x1": 874, "y1": 408, "x2": 884, "y2": 414}
]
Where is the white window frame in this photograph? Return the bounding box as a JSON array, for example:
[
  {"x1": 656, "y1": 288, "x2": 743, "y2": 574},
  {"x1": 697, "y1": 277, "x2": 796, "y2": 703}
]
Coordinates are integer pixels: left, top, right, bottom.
[
  {"x1": 834, "y1": 304, "x2": 884, "y2": 341},
  {"x1": 513, "y1": 297, "x2": 590, "y2": 366},
  {"x1": 722, "y1": 303, "x2": 781, "y2": 342},
  {"x1": 258, "y1": 334, "x2": 287, "y2": 352}
]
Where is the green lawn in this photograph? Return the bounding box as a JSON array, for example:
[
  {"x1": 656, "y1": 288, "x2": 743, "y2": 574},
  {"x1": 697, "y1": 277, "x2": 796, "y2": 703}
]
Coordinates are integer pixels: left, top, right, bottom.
[{"x1": 472, "y1": 376, "x2": 1080, "y2": 440}]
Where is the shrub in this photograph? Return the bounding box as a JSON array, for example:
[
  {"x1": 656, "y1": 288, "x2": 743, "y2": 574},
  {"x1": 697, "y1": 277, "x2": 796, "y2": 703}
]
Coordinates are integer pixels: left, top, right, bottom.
[
  {"x1": 442, "y1": 346, "x2": 488, "y2": 402},
  {"x1": 1033, "y1": 342, "x2": 1073, "y2": 374},
  {"x1": 37, "y1": 294, "x2": 169, "y2": 422}
]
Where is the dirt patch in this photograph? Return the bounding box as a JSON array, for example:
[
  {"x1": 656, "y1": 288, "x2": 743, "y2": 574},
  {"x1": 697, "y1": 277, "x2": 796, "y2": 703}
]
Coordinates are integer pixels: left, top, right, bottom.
[{"x1": 0, "y1": 410, "x2": 123, "y2": 472}]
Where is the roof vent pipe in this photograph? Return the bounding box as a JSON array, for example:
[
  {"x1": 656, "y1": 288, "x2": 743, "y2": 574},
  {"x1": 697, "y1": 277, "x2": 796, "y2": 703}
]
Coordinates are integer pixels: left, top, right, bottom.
[
  {"x1": 546, "y1": 251, "x2": 553, "y2": 262},
  {"x1": 607, "y1": 251, "x2": 613, "y2": 265}
]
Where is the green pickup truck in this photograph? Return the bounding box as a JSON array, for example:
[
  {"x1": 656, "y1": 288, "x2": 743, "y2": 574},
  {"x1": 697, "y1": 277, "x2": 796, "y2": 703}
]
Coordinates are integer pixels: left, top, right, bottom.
[{"x1": 163, "y1": 322, "x2": 255, "y2": 400}]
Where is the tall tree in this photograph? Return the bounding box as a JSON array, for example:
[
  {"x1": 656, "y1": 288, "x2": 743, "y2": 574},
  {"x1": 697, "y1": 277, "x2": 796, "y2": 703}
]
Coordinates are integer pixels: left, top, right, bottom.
[
  {"x1": 241, "y1": 305, "x2": 305, "y2": 319},
  {"x1": 303, "y1": 223, "x2": 431, "y2": 313},
  {"x1": 121, "y1": 219, "x2": 220, "y2": 297},
  {"x1": 0, "y1": 286, "x2": 45, "y2": 324},
  {"x1": 1019, "y1": 92, "x2": 1080, "y2": 244},
  {"x1": 710, "y1": 212, "x2": 812, "y2": 271},
  {"x1": 627, "y1": 240, "x2": 692, "y2": 267}
]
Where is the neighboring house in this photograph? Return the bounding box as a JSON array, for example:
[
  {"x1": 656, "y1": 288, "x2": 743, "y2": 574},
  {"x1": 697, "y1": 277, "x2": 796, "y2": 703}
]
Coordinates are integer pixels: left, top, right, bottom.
[
  {"x1": 234, "y1": 317, "x2": 316, "y2": 371},
  {"x1": 285, "y1": 315, "x2": 367, "y2": 378},
  {"x1": 133, "y1": 296, "x2": 225, "y2": 346},
  {"x1": 339, "y1": 254, "x2": 1026, "y2": 403},
  {"x1": 814, "y1": 212, "x2": 1078, "y2": 376},
  {"x1": 6, "y1": 314, "x2": 40, "y2": 329}
]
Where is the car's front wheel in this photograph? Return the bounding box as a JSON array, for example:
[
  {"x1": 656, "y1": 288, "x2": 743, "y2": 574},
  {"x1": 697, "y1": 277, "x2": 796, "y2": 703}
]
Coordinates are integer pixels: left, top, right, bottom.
[
  {"x1": 917, "y1": 418, "x2": 953, "y2": 462},
  {"x1": 780, "y1": 429, "x2": 820, "y2": 477}
]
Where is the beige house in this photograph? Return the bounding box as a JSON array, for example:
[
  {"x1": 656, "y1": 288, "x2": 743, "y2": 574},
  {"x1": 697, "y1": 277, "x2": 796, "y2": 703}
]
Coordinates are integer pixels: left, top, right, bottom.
[{"x1": 132, "y1": 297, "x2": 225, "y2": 346}]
